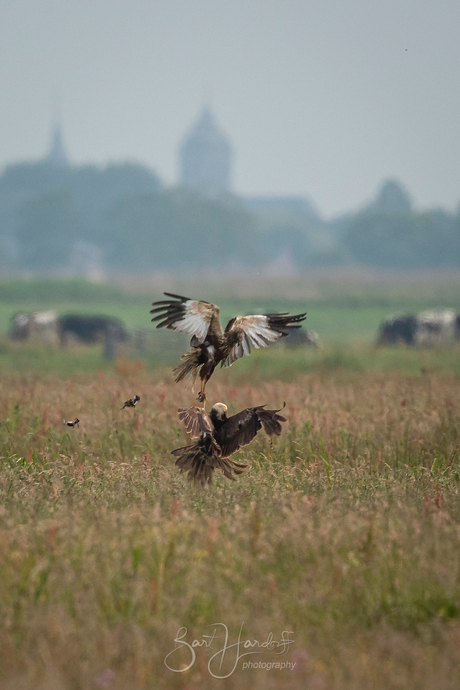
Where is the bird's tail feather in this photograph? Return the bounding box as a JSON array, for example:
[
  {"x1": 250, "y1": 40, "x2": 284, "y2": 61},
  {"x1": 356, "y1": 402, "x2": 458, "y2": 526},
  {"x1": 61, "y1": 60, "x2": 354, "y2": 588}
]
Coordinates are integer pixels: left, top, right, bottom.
[
  {"x1": 173, "y1": 347, "x2": 201, "y2": 384},
  {"x1": 171, "y1": 436, "x2": 247, "y2": 486}
]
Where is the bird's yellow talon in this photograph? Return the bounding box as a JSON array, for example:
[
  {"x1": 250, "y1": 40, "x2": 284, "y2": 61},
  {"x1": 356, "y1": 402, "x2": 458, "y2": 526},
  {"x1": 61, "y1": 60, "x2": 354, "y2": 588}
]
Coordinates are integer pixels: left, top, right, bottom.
[{"x1": 197, "y1": 391, "x2": 207, "y2": 406}]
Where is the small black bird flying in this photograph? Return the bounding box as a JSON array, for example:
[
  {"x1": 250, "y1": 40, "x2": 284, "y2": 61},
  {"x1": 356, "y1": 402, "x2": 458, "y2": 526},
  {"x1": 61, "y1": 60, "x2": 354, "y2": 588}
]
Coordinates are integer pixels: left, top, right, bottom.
[
  {"x1": 172, "y1": 402, "x2": 287, "y2": 486},
  {"x1": 150, "y1": 293, "x2": 306, "y2": 403},
  {"x1": 63, "y1": 417, "x2": 80, "y2": 428},
  {"x1": 122, "y1": 395, "x2": 141, "y2": 409}
]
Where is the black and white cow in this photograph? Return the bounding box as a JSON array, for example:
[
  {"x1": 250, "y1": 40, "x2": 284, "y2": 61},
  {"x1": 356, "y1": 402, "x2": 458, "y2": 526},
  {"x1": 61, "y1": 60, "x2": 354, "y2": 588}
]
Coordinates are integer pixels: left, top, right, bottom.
[
  {"x1": 9, "y1": 311, "x2": 59, "y2": 345},
  {"x1": 377, "y1": 310, "x2": 459, "y2": 347}
]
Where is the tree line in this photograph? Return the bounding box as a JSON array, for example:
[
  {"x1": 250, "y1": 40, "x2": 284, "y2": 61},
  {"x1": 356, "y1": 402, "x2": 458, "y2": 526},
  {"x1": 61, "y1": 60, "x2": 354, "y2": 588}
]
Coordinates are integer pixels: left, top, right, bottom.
[{"x1": 0, "y1": 161, "x2": 459, "y2": 274}]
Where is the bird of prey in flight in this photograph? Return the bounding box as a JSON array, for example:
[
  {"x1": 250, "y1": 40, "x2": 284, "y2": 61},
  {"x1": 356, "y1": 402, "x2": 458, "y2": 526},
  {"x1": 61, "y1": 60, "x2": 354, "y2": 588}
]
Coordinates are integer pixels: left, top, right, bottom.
[{"x1": 150, "y1": 293, "x2": 306, "y2": 404}]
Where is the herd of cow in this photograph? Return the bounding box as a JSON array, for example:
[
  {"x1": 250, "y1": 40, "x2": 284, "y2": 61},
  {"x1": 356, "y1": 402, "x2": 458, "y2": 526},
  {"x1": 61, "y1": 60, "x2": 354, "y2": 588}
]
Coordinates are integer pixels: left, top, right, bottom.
[
  {"x1": 8, "y1": 308, "x2": 460, "y2": 350},
  {"x1": 8, "y1": 310, "x2": 320, "y2": 351}
]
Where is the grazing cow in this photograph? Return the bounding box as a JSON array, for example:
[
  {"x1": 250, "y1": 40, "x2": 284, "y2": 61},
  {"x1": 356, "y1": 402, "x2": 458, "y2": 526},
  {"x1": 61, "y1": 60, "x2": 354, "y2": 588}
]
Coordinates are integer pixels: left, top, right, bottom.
[
  {"x1": 58, "y1": 314, "x2": 129, "y2": 346},
  {"x1": 377, "y1": 315, "x2": 419, "y2": 346},
  {"x1": 9, "y1": 311, "x2": 59, "y2": 345},
  {"x1": 378, "y1": 310, "x2": 459, "y2": 347},
  {"x1": 415, "y1": 309, "x2": 456, "y2": 347},
  {"x1": 10, "y1": 313, "x2": 31, "y2": 340}
]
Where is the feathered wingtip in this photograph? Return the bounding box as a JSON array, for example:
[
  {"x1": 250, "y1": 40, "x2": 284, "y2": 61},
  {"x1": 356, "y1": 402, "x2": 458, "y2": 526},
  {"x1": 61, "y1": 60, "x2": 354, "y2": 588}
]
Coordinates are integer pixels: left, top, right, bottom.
[
  {"x1": 178, "y1": 406, "x2": 211, "y2": 437},
  {"x1": 257, "y1": 402, "x2": 287, "y2": 437},
  {"x1": 266, "y1": 313, "x2": 307, "y2": 334},
  {"x1": 150, "y1": 293, "x2": 189, "y2": 328}
]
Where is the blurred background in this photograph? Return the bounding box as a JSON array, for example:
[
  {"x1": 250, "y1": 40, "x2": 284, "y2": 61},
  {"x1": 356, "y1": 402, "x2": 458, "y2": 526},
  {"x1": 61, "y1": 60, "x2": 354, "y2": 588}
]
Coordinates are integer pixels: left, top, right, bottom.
[{"x1": 1, "y1": 0, "x2": 459, "y2": 368}]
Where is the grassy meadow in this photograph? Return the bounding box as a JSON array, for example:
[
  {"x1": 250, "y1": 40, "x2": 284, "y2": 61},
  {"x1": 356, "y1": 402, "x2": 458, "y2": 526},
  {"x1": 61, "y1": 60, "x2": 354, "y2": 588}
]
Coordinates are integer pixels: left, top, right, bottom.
[{"x1": 1, "y1": 274, "x2": 460, "y2": 689}]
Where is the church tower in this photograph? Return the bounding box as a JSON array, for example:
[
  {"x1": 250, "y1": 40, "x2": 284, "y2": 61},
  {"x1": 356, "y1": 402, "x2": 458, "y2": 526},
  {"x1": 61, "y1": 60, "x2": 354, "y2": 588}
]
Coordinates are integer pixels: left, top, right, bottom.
[
  {"x1": 45, "y1": 123, "x2": 69, "y2": 167},
  {"x1": 179, "y1": 107, "x2": 232, "y2": 196}
]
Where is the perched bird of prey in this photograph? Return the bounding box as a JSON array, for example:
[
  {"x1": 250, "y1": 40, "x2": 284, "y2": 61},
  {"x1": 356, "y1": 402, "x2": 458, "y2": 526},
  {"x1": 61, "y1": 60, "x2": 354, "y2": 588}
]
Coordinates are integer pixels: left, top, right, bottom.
[
  {"x1": 63, "y1": 417, "x2": 80, "y2": 427},
  {"x1": 122, "y1": 395, "x2": 141, "y2": 409},
  {"x1": 150, "y1": 293, "x2": 306, "y2": 403},
  {"x1": 172, "y1": 401, "x2": 286, "y2": 486}
]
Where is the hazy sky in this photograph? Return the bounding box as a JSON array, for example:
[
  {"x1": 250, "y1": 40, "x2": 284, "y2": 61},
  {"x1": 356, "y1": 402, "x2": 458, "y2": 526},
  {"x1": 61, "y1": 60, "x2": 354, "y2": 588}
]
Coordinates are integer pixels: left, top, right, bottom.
[{"x1": 1, "y1": 0, "x2": 459, "y2": 217}]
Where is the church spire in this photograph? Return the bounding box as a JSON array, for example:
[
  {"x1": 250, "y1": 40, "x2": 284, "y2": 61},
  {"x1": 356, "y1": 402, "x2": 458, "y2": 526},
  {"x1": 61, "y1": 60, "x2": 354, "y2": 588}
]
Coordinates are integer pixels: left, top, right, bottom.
[
  {"x1": 45, "y1": 122, "x2": 69, "y2": 167},
  {"x1": 179, "y1": 106, "x2": 232, "y2": 196}
]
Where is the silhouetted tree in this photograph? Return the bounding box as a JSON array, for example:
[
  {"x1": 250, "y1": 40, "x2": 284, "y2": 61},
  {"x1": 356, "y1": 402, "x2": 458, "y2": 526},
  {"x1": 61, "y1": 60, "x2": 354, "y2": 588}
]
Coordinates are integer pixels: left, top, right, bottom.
[
  {"x1": 17, "y1": 191, "x2": 82, "y2": 271},
  {"x1": 103, "y1": 189, "x2": 261, "y2": 272},
  {"x1": 343, "y1": 209, "x2": 459, "y2": 268}
]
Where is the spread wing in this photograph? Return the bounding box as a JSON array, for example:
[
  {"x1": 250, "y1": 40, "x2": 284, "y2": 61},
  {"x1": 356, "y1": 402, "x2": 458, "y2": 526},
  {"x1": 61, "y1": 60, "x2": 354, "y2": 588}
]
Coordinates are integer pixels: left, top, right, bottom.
[
  {"x1": 222, "y1": 312, "x2": 306, "y2": 366},
  {"x1": 178, "y1": 406, "x2": 213, "y2": 438},
  {"x1": 255, "y1": 405, "x2": 287, "y2": 437},
  {"x1": 171, "y1": 434, "x2": 247, "y2": 486},
  {"x1": 150, "y1": 293, "x2": 222, "y2": 343},
  {"x1": 215, "y1": 405, "x2": 287, "y2": 457},
  {"x1": 214, "y1": 408, "x2": 262, "y2": 457}
]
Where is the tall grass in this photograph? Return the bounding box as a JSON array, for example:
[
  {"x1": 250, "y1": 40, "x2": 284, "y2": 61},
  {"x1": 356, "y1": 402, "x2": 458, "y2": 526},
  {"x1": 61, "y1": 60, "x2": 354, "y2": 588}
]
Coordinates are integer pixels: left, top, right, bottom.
[{"x1": 1, "y1": 369, "x2": 460, "y2": 688}]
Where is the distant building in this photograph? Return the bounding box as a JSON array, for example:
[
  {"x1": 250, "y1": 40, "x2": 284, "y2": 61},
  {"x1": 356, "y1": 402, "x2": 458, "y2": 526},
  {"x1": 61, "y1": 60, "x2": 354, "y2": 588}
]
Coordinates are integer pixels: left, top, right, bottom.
[
  {"x1": 242, "y1": 195, "x2": 319, "y2": 220},
  {"x1": 179, "y1": 107, "x2": 232, "y2": 196},
  {"x1": 370, "y1": 179, "x2": 412, "y2": 213},
  {"x1": 44, "y1": 123, "x2": 69, "y2": 167}
]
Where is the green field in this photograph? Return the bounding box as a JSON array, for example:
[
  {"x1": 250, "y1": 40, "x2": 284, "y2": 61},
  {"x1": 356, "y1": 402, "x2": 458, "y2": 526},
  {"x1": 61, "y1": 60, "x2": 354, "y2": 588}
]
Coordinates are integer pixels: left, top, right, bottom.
[
  {"x1": 1, "y1": 274, "x2": 460, "y2": 689},
  {"x1": 1, "y1": 273, "x2": 460, "y2": 377}
]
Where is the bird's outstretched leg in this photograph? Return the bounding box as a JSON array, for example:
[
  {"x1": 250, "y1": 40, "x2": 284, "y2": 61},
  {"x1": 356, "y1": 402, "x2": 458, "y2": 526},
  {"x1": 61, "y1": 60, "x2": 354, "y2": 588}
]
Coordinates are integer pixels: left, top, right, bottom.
[{"x1": 197, "y1": 383, "x2": 207, "y2": 407}]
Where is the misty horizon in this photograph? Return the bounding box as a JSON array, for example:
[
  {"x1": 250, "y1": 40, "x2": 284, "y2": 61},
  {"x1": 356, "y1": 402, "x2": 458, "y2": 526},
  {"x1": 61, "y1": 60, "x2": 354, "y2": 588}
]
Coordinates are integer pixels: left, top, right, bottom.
[
  {"x1": 1, "y1": 0, "x2": 459, "y2": 219},
  {"x1": 0, "y1": 115, "x2": 451, "y2": 222}
]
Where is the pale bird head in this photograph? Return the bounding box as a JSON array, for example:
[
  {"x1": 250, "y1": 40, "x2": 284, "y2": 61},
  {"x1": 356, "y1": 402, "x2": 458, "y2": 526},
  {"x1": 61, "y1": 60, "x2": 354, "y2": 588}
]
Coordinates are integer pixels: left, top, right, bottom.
[{"x1": 211, "y1": 402, "x2": 228, "y2": 420}]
